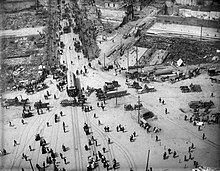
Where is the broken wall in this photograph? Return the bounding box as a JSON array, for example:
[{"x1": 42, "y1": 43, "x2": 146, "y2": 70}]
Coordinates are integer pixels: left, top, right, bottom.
[{"x1": 2, "y1": 0, "x2": 36, "y2": 12}]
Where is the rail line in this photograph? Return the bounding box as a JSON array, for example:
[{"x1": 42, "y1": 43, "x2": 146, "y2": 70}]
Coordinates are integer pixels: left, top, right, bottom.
[
  {"x1": 83, "y1": 110, "x2": 101, "y2": 171},
  {"x1": 13, "y1": 88, "x2": 65, "y2": 170},
  {"x1": 129, "y1": 93, "x2": 220, "y2": 149},
  {"x1": 10, "y1": 116, "x2": 42, "y2": 170},
  {"x1": 90, "y1": 120, "x2": 137, "y2": 170},
  {"x1": 70, "y1": 105, "x2": 84, "y2": 171}
]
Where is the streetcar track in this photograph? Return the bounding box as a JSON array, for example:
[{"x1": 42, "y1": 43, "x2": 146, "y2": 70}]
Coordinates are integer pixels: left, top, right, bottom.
[
  {"x1": 12, "y1": 88, "x2": 65, "y2": 170},
  {"x1": 10, "y1": 116, "x2": 42, "y2": 170},
  {"x1": 129, "y1": 93, "x2": 220, "y2": 149},
  {"x1": 90, "y1": 120, "x2": 137, "y2": 170},
  {"x1": 83, "y1": 110, "x2": 101, "y2": 171},
  {"x1": 70, "y1": 106, "x2": 84, "y2": 171}
]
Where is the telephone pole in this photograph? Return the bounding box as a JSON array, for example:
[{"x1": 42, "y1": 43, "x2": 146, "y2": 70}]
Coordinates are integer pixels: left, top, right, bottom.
[
  {"x1": 136, "y1": 46, "x2": 139, "y2": 81},
  {"x1": 200, "y1": 24, "x2": 203, "y2": 41},
  {"x1": 116, "y1": 88, "x2": 118, "y2": 105},
  {"x1": 127, "y1": 50, "x2": 129, "y2": 71},
  {"x1": 137, "y1": 95, "x2": 141, "y2": 123},
  {"x1": 104, "y1": 53, "x2": 106, "y2": 68}
]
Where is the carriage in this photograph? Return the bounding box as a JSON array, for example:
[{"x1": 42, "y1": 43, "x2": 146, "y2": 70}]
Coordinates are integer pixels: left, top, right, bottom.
[
  {"x1": 22, "y1": 111, "x2": 33, "y2": 118},
  {"x1": 34, "y1": 101, "x2": 49, "y2": 109}
]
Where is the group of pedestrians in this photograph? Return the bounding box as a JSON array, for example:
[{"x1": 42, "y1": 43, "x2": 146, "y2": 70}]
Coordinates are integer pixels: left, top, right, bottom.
[
  {"x1": 116, "y1": 124, "x2": 125, "y2": 132},
  {"x1": 97, "y1": 101, "x2": 105, "y2": 111}
]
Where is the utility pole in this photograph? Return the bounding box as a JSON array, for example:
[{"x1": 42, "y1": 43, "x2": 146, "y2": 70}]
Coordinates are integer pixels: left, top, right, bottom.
[
  {"x1": 146, "y1": 150, "x2": 150, "y2": 171},
  {"x1": 104, "y1": 53, "x2": 106, "y2": 68},
  {"x1": 137, "y1": 95, "x2": 141, "y2": 123},
  {"x1": 127, "y1": 50, "x2": 129, "y2": 71},
  {"x1": 116, "y1": 88, "x2": 118, "y2": 105},
  {"x1": 136, "y1": 46, "x2": 139, "y2": 81},
  {"x1": 200, "y1": 25, "x2": 203, "y2": 41},
  {"x1": 136, "y1": 46, "x2": 138, "y2": 66}
]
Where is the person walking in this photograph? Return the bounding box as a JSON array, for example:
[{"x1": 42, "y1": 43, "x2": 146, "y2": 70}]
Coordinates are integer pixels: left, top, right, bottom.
[
  {"x1": 88, "y1": 139, "x2": 92, "y2": 146},
  {"x1": 163, "y1": 152, "x2": 167, "y2": 160},
  {"x1": 133, "y1": 131, "x2": 136, "y2": 137},
  {"x1": 60, "y1": 111, "x2": 63, "y2": 117},
  {"x1": 64, "y1": 157, "x2": 67, "y2": 165},
  {"x1": 159, "y1": 97, "x2": 161, "y2": 103},
  {"x1": 130, "y1": 135, "x2": 133, "y2": 142},
  {"x1": 101, "y1": 105, "x2": 105, "y2": 111},
  {"x1": 63, "y1": 123, "x2": 66, "y2": 133},
  {"x1": 60, "y1": 153, "x2": 63, "y2": 159},
  {"x1": 168, "y1": 148, "x2": 171, "y2": 154},
  {"x1": 156, "y1": 135, "x2": 159, "y2": 142},
  {"x1": 98, "y1": 120, "x2": 101, "y2": 126},
  {"x1": 85, "y1": 145, "x2": 88, "y2": 151},
  {"x1": 165, "y1": 108, "x2": 168, "y2": 114},
  {"x1": 202, "y1": 133, "x2": 206, "y2": 140},
  {"x1": 46, "y1": 122, "x2": 49, "y2": 127},
  {"x1": 21, "y1": 119, "x2": 25, "y2": 124},
  {"x1": 95, "y1": 140, "x2": 98, "y2": 146},
  {"x1": 29, "y1": 145, "x2": 32, "y2": 151},
  {"x1": 62, "y1": 144, "x2": 66, "y2": 152},
  {"x1": 121, "y1": 127, "x2": 125, "y2": 133},
  {"x1": 14, "y1": 140, "x2": 18, "y2": 146},
  {"x1": 63, "y1": 122, "x2": 65, "y2": 128},
  {"x1": 102, "y1": 147, "x2": 106, "y2": 153},
  {"x1": 173, "y1": 151, "x2": 177, "y2": 158},
  {"x1": 108, "y1": 138, "x2": 111, "y2": 144},
  {"x1": 184, "y1": 155, "x2": 187, "y2": 161},
  {"x1": 189, "y1": 152, "x2": 192, "y2": 160},
  {"x1": 116, "y1": 126, "x2": 119, "y2": 132}
]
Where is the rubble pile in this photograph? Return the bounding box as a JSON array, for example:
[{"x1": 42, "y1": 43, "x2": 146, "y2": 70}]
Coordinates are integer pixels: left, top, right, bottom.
[
  {"x1": 0, "y1": 11, "x2": 48, "y2": 30},
  {"x1": 1, "y1": 36, "x2": 44, "y2": 59},
  {"x1": 0, "y1": 64, "x2": 43, "y2": 92},
  {"x1": 136, "y1": 35, "x2": 220, "y2": 65},
  {"x1": 0, "y1": 34, "x2": 47, "y2": 92},
  {"x1": 71, "y1": 3, "x2": 100, "y2": 59}
]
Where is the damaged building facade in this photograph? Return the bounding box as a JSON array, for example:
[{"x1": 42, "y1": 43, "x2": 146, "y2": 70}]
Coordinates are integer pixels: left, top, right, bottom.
[{"x1": 95, "y1": 0, "x2": 134, "y2": 28}]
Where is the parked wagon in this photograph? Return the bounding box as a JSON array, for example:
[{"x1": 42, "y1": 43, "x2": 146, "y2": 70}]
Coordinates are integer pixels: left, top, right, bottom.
[
  {"x1": 22, "y1": 111, "x2": 33, "y2": 118},
  {"x1": 25, "y1": 87, "x2": 34, "y2": 94},
  {"x1": 35, "y1": 83, "x2": 49, "y2": 92},
  {"x1": 4, "y1": 97, "x2": 29, "y2": 106},
  {"x1": 34, "y1": 101, "x2": 49, "y2": 109},
  {"x1": 124, "y1": 104, "x2": 134, "y2": 111}
]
